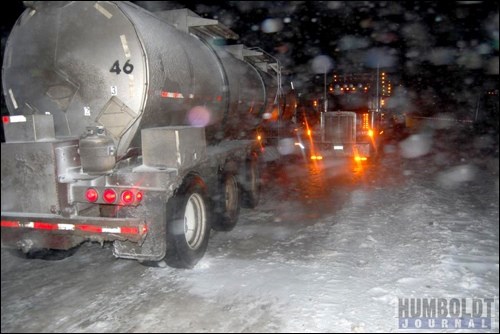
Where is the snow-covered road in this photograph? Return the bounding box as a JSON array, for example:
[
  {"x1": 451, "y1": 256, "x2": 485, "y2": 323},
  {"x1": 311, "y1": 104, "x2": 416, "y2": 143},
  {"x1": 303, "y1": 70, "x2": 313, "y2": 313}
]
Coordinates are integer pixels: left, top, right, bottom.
[{"x1": 2, "y1": 133, "x2": 499, "y2": 333}]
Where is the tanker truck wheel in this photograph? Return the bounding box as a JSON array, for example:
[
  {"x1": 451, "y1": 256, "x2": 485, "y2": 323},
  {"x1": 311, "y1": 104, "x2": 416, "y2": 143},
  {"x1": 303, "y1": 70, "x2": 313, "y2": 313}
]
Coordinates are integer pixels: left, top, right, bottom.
[
  {"x1": 165, "y1": 175, "x2": 211, "y2": 269},
  {"x1": 212, "y1": 173, "x2": 240, "y2": 231},
  {"x1": 240, "y1": 153, "x2": 261, "y2": 209}
]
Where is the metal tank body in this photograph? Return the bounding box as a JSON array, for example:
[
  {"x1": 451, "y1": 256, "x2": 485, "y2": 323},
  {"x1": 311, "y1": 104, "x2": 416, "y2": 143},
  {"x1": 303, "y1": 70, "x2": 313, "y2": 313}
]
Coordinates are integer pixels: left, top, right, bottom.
[{"x1": 2, "y1": 1, "x2": 278, "y2": 158}]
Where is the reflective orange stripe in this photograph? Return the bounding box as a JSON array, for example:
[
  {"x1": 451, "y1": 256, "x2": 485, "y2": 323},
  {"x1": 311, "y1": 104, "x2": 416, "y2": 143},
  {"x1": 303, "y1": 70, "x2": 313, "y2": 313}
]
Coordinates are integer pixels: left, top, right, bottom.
[
  {"x1": 1, "y1": 220, "x2": 146, "y2": 235},
  {"x1": 1, "y1": 220, "x2": 20, "y2": 227}
]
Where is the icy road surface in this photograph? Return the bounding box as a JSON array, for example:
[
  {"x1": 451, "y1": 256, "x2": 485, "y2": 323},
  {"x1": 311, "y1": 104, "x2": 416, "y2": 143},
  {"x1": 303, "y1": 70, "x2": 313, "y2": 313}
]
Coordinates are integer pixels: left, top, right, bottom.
[{"x1": 1, "y1": 136, "x2": 499, "y2": 333}]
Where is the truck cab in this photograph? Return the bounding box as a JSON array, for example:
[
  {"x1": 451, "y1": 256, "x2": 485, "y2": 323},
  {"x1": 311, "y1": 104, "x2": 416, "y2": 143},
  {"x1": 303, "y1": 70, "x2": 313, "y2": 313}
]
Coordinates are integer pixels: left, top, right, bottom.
[{"x1": 309, "y1": 110, "x2": 383, "y2": 162}]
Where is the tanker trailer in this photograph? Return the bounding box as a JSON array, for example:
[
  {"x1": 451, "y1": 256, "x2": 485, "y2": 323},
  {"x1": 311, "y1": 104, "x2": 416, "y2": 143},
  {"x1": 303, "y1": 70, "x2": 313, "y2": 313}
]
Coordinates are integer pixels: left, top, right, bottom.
[{"x1": 1, "y1": 1, "x2": 281, "y2": 268}]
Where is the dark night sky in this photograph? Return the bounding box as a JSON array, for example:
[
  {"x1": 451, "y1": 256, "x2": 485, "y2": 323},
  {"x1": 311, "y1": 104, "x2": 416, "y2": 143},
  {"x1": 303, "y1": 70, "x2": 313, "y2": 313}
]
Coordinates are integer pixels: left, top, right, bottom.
[
  {"x1": 3, "y1": 1, "x2": 497, "y2": 71},
  {"x1": 1, "y1": 1, "x2": 498, "y2": 116},
  {"x1": 132, "y1": 1, "x2": 498, "y2": 69},
  {"x1": 134, "y1": 1, "x2": 498, "y2": 117},
  {"x1": 1, "y1": 1, "x2": 25, "y2": 35}
]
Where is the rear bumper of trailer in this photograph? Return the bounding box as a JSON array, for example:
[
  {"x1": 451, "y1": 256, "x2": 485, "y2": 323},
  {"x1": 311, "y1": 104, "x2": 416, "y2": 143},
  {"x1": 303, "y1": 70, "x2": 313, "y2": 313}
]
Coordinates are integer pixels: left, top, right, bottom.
[{"x1": 1, "y1": 212, "x2": 148, "y2": 251}]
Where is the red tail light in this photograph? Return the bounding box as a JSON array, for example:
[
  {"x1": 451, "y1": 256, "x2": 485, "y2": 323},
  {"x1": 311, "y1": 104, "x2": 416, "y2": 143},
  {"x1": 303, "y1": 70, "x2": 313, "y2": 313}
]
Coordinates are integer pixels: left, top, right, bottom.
[
  {"x1": 103, "y1": 189, "x2": 117, "y2": 203},
  {"x1": 85, "y1": 188, "x2": 143, "y2": 205},
  {"x1": 121, "y1": 190, "x2": 135, "y2": 204},
  {"x1": 85, "y1": 188, "x2": 99, "y2": 202}
]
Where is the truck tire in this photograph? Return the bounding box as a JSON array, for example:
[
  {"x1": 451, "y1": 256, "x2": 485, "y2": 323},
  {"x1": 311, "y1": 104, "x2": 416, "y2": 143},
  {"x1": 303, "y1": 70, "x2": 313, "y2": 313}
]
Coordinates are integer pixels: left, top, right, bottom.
[
  {"x1": 240, "y1": 153, "x2": 261, "y2": 208},
  {"x1": 212, "y1": 173, "x2": 240, "y2": 231},
  {"x1": 165, "y1": 175, "x2": 211, "y2": 269}
]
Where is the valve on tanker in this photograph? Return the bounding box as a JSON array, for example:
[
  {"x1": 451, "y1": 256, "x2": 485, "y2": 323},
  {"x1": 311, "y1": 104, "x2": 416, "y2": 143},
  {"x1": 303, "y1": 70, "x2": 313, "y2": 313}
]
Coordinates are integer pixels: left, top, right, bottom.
[{"x1": 78, "y1": 126, "x2": 116, "y2": 174}]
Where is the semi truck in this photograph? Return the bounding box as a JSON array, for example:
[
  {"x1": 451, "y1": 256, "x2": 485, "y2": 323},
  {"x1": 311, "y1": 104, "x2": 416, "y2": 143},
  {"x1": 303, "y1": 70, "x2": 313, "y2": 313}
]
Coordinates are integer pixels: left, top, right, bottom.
[
  {"x1": 298, "y1": 109, "x2": 383, "y2": 163},
  {"x1": 1, "y1": 1, "x2": 282, "y2": 268},
  {"x1": 315, "y1": 110, "x2": 382, "y2": 161}
]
